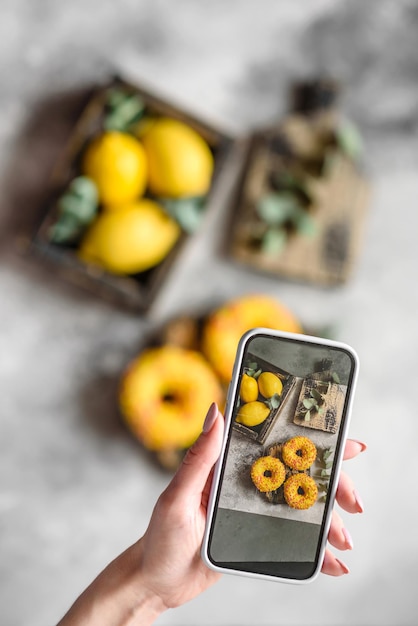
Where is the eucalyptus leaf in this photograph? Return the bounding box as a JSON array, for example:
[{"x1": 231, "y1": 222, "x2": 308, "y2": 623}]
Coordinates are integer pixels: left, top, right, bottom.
[
  {"x1": 49, "y1": 214, "x2": 84, "y2": 244},
  {"x1": 248, "y1": 362, "x2": 258, "y2": 370},
  {"x1": 260, "y1": 228, "x2": 287, "y2": 254},
  {"x1": 335, "y1": 120, "x2": 363, "y2": 160},
  {"x1": 253, "y1": 369, "x2": 262, "y2": 379},
  {"x1": 304, "y1": 410, "x2": 311, "y2": 422},
  {"x1": 58, "y1": 194, "x2": 97, "y2": 224},
  {"x1": 256, "y1": 192, "x2": 300, "y2": 225},
  {"x1": 69, "y1": 176, "x2": 98, "y2": 203},
  {"x1": 332, "y1": 371, "x2": 341, "y2": 384},
  {"x1": 270, "y1": 393, "x2": 282, "y2": 409},
  {"x1": 293, "y1": 209, "x2": 317, "y2": 237},
  {"x1": 321, "y1": 468, "x2": 331, "y2": 478},
  {"x1": 161, "y1": 197, "x2": 205, "y2": 234},
  {"x1": 104, "y1": 89, "x2": 145, "y2": 132},
  {"x1": 311, "y1": 388, "x2": 323, "y2": 402},
  {"x1": 303, "y1": 398, "x2": 317, "y2": 410}
]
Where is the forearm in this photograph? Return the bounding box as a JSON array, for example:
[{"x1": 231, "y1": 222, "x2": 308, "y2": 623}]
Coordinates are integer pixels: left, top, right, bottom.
[{"x1": 57, "y1": 542, "x2": 166, "y2": 626}]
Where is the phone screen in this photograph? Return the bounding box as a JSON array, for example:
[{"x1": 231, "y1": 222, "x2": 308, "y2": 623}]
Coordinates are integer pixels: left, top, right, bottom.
[{"x1": 205, "y1": 330, "x2": 357, "y2": 581}]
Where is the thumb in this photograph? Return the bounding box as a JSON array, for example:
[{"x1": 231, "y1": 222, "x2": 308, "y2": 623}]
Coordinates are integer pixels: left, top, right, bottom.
[{"x1": 168, "y1": 403, "x2": 224, "y2": 500}]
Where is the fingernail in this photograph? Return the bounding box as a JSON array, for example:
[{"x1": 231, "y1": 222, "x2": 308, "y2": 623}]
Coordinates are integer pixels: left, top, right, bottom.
[
  {"x1": 203, "y1": 402, "x2": 218, "y2": 433},
  {"x1": 353, "y1": 489, "x2": 364, "y2": 513},
  {"x1": 351, "y1": 439, "x2": 368, "y2": 453},
  {"x1": 336, "y1": 558, "x2": 350, "y2": 575},
  {"x1": 342, "y1": 527, "x2": 354, "y2": 550}
]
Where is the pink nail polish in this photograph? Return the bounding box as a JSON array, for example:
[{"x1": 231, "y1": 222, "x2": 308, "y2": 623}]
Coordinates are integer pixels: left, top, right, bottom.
[
  {"x1": 351, "y1": 439, "x2": 367, "y2": 453},
  {"x1": 353, "y1": 489, "x2": 364, "y2": 513},
  {"x1": 203, "y1": 403, "x2": 218, "y2": 433},
  {"x1": 342, "y1": 527, "x2": 354, "y2": 549},
  {"x1": 336, "y1": 558, "x2": 350, "y2": 575}
]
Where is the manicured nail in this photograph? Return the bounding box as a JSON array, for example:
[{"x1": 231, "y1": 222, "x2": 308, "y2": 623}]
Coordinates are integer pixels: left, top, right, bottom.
[
  {"x1": 336, "y1": 558, "x2": 350, "y2": 575},
  {"x1": 203, "y1": 403, "x2": 218, "y2": 433},
  {"x1": 342, "y1": 527, "x2": 354, "y2": 550},
  {"x1": 351, "y1": 439, "x2": 368, "y2": 453},
  {"x1": 353, "y1": 489, "x2": 364, "y2": 513}
]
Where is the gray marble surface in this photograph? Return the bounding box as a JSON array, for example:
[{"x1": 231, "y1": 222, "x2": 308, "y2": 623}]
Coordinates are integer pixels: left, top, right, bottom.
[{"x1": 1, "y1": 1, "x2": 418, "y2": 625}]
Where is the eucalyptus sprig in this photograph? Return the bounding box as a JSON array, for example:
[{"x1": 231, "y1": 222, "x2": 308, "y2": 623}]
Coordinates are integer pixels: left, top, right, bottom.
[
  {"x1": 104, "y1": 88, "x2": 145, "y2": 132},
  {"x1": 244, "y1": 362, "x2": 262, "y2": 379},
  {"x1": 300, "y1": 387, "x2": 326, "y2": 422},
  {"x1": 265, "y1": 393, "x2": 282, "y2": 411},
  {"x1": 311, "y1": 447, "x2": 334, "y2": 502},
  {"x1": 48, "y1": 176, "x2": 99, "y2": 244}
]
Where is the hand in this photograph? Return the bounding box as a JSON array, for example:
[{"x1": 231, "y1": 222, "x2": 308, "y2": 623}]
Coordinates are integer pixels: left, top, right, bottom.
[{"x1": 57, "y1": 403, "x2": 366, "y2": 625}]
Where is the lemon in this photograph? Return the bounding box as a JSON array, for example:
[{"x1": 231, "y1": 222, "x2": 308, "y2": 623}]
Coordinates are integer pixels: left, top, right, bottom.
[
  {"x1": 258, "y1": 372, "x2": 283, "y2": 398},
  {"x1": 236, "y1": 401, "x2": 270, "y2": 427},
  {"x1": 141, "y1": 118, "x2": 214, "y2": 198},
  {"x1": 239, "y1": 374, "x2": 259, "y2": 403},
  {"x1": 82, "y1": 131, "x2": 147, "y2": 205},
  {"x1": 78, "y1": 199, "x2": 180, "y2": 274}
]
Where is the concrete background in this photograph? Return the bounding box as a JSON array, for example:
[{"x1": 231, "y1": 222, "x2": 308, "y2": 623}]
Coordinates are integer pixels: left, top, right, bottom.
[{"x1": 1, "y1": 1, "x2": 418, "y2": 624}]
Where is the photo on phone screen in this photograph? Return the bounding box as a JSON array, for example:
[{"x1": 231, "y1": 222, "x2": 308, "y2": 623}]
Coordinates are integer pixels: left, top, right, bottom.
[{"x1": 203, "y1": 329, "x2": 358, "y2": 583}]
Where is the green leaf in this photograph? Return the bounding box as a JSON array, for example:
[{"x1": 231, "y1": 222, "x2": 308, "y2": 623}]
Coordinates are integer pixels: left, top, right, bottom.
[
  {"x1": 332, "y1": 371, "x2": 341, "y2": 384},
  {"x1": 303, "y1": 398, "x2": 317, "y2": 410},
  {"x1": 104, "y1": 90, "x2": 145, "y2": 132},
  {"x1": 321, "y1": 468, "x2": 331, "y2": 478},
  {"x1": 270, "y1": 393, "x2": 282, "y2": 409},
  {"x1": 335, "y1": 120, "x2": 363, "y2": 160},
  {"x1": 48, "y1": 214, "x2": 84, "y2": 244},
  {"x1": 292, "y1": 208, "x2": 317, "y2": 237},
  {"x1": 247, "y1": 362, "x2": 258, "y2": 371},
  {"x1": 256, "y1": 192, "x2": 300, "y2": 225},
  {"x1": 260, "y1": 228, "x2": 287, "y2": 254},
  {"x1": 311, "y1": 388, "x2": 323, "y2": 402},
  {"x1": 304, "y1": 410, "x2": 311, "y2": 422},
  {"x1": 161, "y1": 197, "x2": 205, "y2": 234},
  {"x1": 253, "y1": 369, "x2": 263, "y2": 379}
]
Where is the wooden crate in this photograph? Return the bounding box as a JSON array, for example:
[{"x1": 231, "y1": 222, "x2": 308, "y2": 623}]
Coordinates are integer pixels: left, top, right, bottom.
[
  {"x1": 232, "y1": 353, "x2": 296, "y2": 444},
  {"x1": 227, "y1": 82, "x2": 371, "y2": 286},
  {"x1": 30, "y1": 76, "x2": 233, "y2": 312}
]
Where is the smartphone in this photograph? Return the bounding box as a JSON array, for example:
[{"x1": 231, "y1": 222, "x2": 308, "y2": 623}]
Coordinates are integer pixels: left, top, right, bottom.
[{"x1": 202, "y1": 328, "x2": 359, "y2": 584}]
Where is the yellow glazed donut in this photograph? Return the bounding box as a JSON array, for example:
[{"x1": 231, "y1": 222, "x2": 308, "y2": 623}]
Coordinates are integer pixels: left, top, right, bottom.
[
  {"x1": 282, "y1": 436, "x2": 317, "y2": 471},
  {"x1": 202, "y1": 294, "x2": 302, "y2": 383},
  {"x1": 251, "y1": 456, "x2": 286, "y2": 492},
  {"x1": 283, "y1": 474, "x2": 318, "y2": 510},
  {"x1": 119, "y1": 345, "x2": 223, "y2": 451}
]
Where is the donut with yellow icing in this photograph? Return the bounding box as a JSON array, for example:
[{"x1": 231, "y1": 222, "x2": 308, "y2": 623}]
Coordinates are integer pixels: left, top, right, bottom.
[
  {"x1": 282, "y1": 436, "x2": 317, "y2": 471},
  {"x1": 251, "y1": 456, "x2": 286, "y2": 493},
  {"x1": 283, "y1": 474, "x2": 318, "y2": 510},
  {"x1": 119, "y1": 345, "x2": 223, "y2": 451}
]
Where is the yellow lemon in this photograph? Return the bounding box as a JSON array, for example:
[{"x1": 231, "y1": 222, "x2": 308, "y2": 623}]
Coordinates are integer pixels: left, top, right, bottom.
[
  {"x1": 236, "y1": 401, "x2": 270, "y2": 427},
  {"x1": 78, "y1": 198, "x2": 180, "y2": 274},
  {"x1": 82, "y1": 131, "x2": 147, "y2": 205},
  {"x1": 239, "y1": 374, "x2": 259, "y2": 403},
  {"x1": 141, "y1": 117, "x2": 214, "y2": 198},
  {"x1": 258, "y1": 372, "x2": 283, "y2": 398}
]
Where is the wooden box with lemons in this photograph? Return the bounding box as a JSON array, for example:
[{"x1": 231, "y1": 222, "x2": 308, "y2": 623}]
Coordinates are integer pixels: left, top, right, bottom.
[
  {"x1": 31, "y1": 77, "x2": 232, "y2": 311},
  {"x1": 233, "y1": 352, "x2": 296, "y2": 444}
]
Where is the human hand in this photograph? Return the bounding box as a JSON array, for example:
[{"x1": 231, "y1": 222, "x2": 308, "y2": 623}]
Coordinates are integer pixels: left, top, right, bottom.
[{"x1": 58, "y1": 403, "x2": 366, "y2": 625}]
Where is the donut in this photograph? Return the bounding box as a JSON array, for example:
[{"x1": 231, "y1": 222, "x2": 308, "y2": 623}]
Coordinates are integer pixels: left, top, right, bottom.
[
  {"x1": 119, "y1": 345, "x2": 223, "y2": 451},
  {"x1": 251, "y1": 456, "x2": 286, "y2": 493},
  {"x1": 283, "y1": 474, "x2": 318, "y2": 510},
  {"x1": 282, "y1": 436, "x2": 317, "y2": 471},
  {"x1": 202, "y1": 294, "x2": 302, "y2": 383}
]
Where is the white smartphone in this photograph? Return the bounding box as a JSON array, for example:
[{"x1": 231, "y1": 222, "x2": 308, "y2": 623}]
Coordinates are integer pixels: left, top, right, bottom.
[{"x1": 202, "y1": 328, "x2": 359, "y2": 584}]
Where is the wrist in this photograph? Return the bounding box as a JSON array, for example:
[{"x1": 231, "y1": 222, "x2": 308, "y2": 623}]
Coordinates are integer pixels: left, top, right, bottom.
[{"x1": 58, "y1": 541, "x2": 166, "y2": 626}]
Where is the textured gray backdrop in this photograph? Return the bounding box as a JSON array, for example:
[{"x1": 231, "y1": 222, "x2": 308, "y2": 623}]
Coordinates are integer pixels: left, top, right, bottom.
[{"x1": 1, "y1": 1, "x2": 418, "y2": 625}]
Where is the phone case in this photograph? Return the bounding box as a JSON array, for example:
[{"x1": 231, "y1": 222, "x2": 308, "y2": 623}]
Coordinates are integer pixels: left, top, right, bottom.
[{"x1": 201, "y1": 328, "x2": 359, "y2": 584}]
